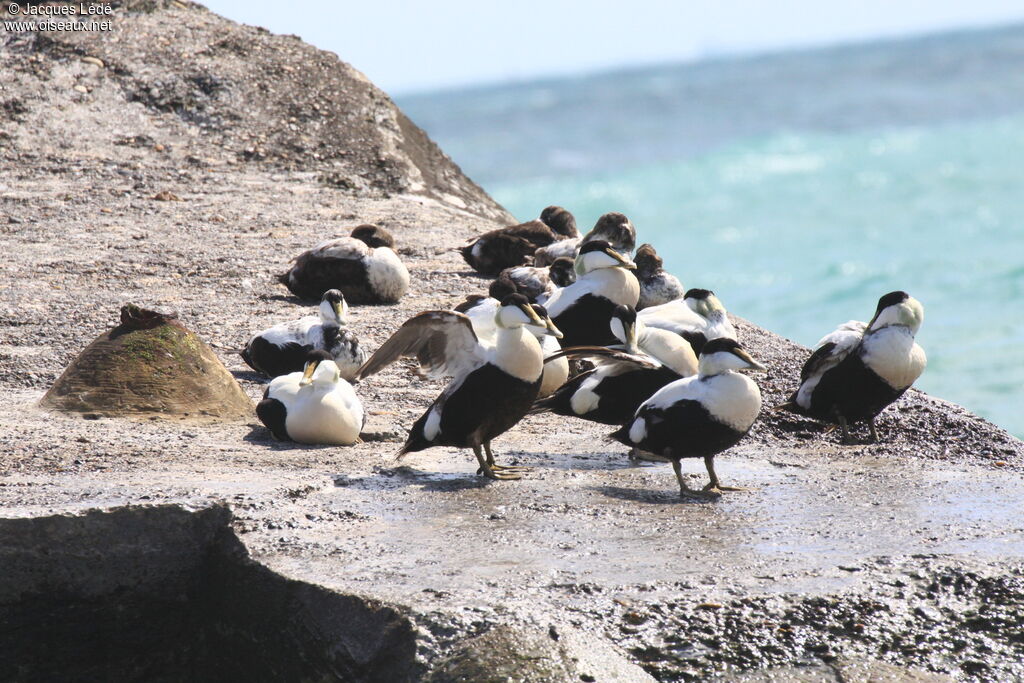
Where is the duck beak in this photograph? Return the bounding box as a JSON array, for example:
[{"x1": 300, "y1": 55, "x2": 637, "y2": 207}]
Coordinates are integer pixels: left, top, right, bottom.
[
  {"x1": 734, "y1": 348, "x2": 766, "y2": 372},
  {"x1": 545, "y1": 317, "x2": 564, "y2": 339},
  {"x1": 523, "y1": 304, "x2": 545, "y2": 327},
  {"x1": 333, "y1": 301, "x2": 344, "y2": 319},
  {"x1": 624, "y1": 319, "x2": 639, "y2": 354},
  {"x1": 606, "y1": 247, "x2": 636, "y2": 270},
  {"x1": 299, "y1": 360, "x2": 321, "y2": 386}
]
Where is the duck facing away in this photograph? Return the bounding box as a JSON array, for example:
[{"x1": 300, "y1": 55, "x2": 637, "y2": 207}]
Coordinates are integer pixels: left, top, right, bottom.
[
  {"x1": 357, "y1": 294, "x2": 563, "y2": 479},
  {"x1": 499, "y1": 256, "x2": 576, "y2": 305},
  {"x1": 280, "y1": 224, "x2": 410, "y2": 304},
  {"x1": 241, "y1": 289, "x2": 366, "y2": 380},
  {"x1": 635, "y1": 244, "x2": 685, "y2": 310},
  {"x1": 256, "y1": 349, "x2": 364, "y2": 446},
  {"x1": 611, "y1": 338, "x2": 765, "y2": 499},
  {"x1": 779, "y1": 291, "x2": 926, "y2": 443},
  {"x1": 460, "y1": 206, "x2": 578, "y2": 276},
  {"x1": 544, "y1": 240, "x2": 640, "y2": 347}
]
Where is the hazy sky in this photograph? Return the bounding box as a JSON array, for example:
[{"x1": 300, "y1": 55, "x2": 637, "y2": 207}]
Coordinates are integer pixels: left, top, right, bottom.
[{"x1": 202, "y1": 1, "x2": 1024, "y2": 95}]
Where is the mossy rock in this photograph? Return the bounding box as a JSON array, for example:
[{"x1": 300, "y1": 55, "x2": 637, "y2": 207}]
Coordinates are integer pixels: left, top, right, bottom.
[{"x1": 40, "y1": 305, "x2": 252, "y2": 420}]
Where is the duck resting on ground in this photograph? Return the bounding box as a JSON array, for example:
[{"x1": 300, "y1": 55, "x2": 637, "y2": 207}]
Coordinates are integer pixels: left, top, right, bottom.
[
  {"x1": 279, "y1": 224, "x2": 410, "y2": 304},
  {"x1": 635, "y1": 243, "x2": 685, "y2": 310},
  {"x1": 241, "y1": 289, "x2": 366, "y2": 380},
  {"x1": 460, "y1": 206, "x2": 578, "y2": 276},
  {"x1": 256, "y1": 349, "x2": 364, "y2": 446},
  {"x1": 544, "y1": 240, "x2": 640, "y2": 348},
  {"x1": 499, "y1": 256, "x2": 576, "y2": 304},
  {"x1": 778, "y1": 290, "x2": 926, "y2": 443},
  {"x1": 531, "y1": 305, "x2": 698, "y2": 425},
  {"x1": 533, "y1": 211, "x2": 638, "y2": 266},
  {"x1": 611, "y1": 338, "x2": 766, "y2": 499},
  {"x1": 639, "y1": 288, "x2": 736, "y2": 355},
  {"x1": 357, "y1": 294, "x2": 563, "y2": 479}
]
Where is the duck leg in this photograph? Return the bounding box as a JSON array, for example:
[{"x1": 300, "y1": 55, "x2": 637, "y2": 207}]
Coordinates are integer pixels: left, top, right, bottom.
[
  {"x1": 701, "y1": 455, "x2": 749, "y2": 495},
  {"x1": 483, "y1": 441, "x2": 531, "y2": 473},
  {"x1": 833, "y1": 408, "x2": 854, "y2": 444},
  {"x1": 672, "y1": 460, "x2": 709, "y2": 501},
  {"x1": 868, "y1": 418, "x2": 879, "y2": 443},
  {"x1": 472, "y1": 444, "x2": 522, "y2": 480}
]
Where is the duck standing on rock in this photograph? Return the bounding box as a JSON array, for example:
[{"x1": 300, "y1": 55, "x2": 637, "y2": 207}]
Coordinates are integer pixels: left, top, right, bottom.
[
  {"x1": 241, "y1": 289, "x2": 366, "y2": 380},
  {"x1": 635, "y1": 244, "x2": 685, "y2": 309},
  {"x1": 279, "y1": 224, "x2": 410, "y2": 304},
  {"x1": 256, "y1": 349, "x2": 364, "y2": 446},
  {"x1": 357, "y1": 294, "x2": 563, "y2": 480},
  {"x1": 779, "y1": 291, "x2": 926, "y2": 443},
  {"x1": 544, "y1": 240, "x2": 639, "y2": 347},
  {"x1": 611, "y1": 338, "x2": 766, "y2": 499},
  {"x1": 460, "y1": 206, "x2": 578, "y2": 276}
]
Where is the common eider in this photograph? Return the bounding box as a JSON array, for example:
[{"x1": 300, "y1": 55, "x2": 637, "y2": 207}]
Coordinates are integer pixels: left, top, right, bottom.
[
  {"x1": 635, "y1": 244, "x2": 685, "y2": 310},
  {"x1": 532, "y1": 305, "x2": 698, "y2": 425},
  {"x1": 460, "y1": 206, "x2": 578, "y2": 276},
  {"x1": 256, "y1": 349, "x2": 364, "y2": 446},
  {"x1": 533, "y1": 212, "x2": 638, "y2": 266},
  {"x1": 279, "y1": 224, "x2": 410, "y2": 304},
  {"x1": 779, "y1": 291, "x2": 926, "y2": 443},
  {"x1": 357, "y1": 294, "x2": 563, "y2": 479},
  {"x1": 639, "y1": 288, "x2": 736, "y2": 355},
  {"x1": 544, "y1": 240, "x2": 640, "y2": 347},
  {"x1": 241, "y1": 289, "x2": 366, "y2": 380},
  {"x1": 611, "y1": 338, "x2": 765, "y2": 499}
]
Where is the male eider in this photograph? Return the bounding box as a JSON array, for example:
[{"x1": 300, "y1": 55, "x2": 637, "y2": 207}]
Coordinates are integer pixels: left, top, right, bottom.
[
  {"x1": 532, "y1": 305, "x2": 698, "y2": 425},
  {"x1": 635, "y1": 244, "x2": 685, "y2": 310},
  {"x1": 544, "y1": 240, "x2": 640, "y2": 347},
  {"x1": 279, "y1": 224, "x2": 410, "y2": 304},
  {"x1": 499, "y1": 256, "x2": 576, "y2": 304},
  {"x1": 256, "y1": 349, "x2": 364, "y2": 446},
  {"x1": 779, "y1": 291, "x2": 926, "y2": 443},
  {"x1": 611, "y1": 338, "x2": 766, "y2": 499},
  {"x1": 241, "y1": 289, "x2": 366, "y2": 380},
  {"x1": 357, "y1": 294, "x2": 563, "y2": 479},
  {"x1": 639, "y1": 288, "x2": 736, "y2": 355},
  {"x1": 533, "y1": 212, "x2": 638, "y2": 266},
  {"x1": 460, "y1": 206, "x2": 578, "y2": 276}
]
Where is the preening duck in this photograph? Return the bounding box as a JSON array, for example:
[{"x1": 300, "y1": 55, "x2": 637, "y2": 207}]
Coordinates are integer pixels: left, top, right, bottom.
[
  {"x1": 639, "y1": 288, "x2": 736, "y2": 355},
  {"x1": 279, "y1": 224, "x2": 410, "y2": 304},
  {"x1": 256, "y1": 349, "x2": 364, "y2": 446},
  {"x1": 779, "y1": 291, "x2": 926, "y2": 443},
  {"x1": 544, "y1": 240, "x2": 640, "y2": 347},
  {"x1": 460, "y1": 206, "x2": 578, "y2": 276},
  {"x1": 532, "y1": 305, "x2": 698, "y2": 425},
  {"x1": 533, "y1": 212, "x2": 638, "y2": 266},
  {"x1": 635, "y1": 244, "x2": 685, "y2": 310},
  {"x1": 356, "y1": 294, "x2": 563, "y2": 479},
  {"x1": 611, "y1": 338, "x2": 766, "y2": 499},
  {"x1": 500, "y1": 256, "x2": 576, "y2": 304},
  {"x1": 241, "y1": 289, "x2": 366, "y2": 380}
]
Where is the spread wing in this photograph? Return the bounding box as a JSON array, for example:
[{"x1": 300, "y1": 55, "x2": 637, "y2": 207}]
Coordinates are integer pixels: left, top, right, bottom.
[
  {"x1": 357, "y1": 311, "x2": 483, "y2": 380},
  {"x1": 543, "y1": 345, "x2": 661, "y2": 372}
]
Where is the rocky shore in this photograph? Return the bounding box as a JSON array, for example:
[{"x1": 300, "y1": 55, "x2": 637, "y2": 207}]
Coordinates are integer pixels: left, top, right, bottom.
[{"x1": 2, "y1": 2, "x2": 1023, "y2": 680}]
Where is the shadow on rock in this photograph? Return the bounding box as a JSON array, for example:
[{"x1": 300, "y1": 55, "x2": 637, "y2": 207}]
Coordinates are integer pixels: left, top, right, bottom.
[{"x1": 593, "y1": 485, "x2": 714, "y2": 505}]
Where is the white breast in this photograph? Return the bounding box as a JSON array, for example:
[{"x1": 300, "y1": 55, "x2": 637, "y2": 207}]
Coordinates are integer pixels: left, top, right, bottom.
[
  {"x1": 486, "y1": 326, "x2": 543, "y2": 383},
  {"x1": 861, "y1": 327, "x2": 927, "y2": 390},
  {"x1": 285, "y1": 382, "x2": 363, "y2": 445},
  {"x1": 546, "y1": 267, "x2": 639, "y2": 318},
  {"x1": 538, "y1": 335, "x2": 569, "y2": 397}
]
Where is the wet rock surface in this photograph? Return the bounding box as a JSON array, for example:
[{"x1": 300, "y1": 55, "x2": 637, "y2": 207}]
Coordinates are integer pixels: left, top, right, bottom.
[{"x1": 3, "y1": 3, "x2": 1024, "y2": 681}]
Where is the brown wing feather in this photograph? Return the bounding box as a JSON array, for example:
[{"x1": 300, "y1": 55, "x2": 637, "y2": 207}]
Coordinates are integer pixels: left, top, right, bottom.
[
  {"x1": 357, "y1": 311, "x2": 481, "y2": 380},
  {"x1": 543, "y1": 345, "x2": 660, "y2": 370}
]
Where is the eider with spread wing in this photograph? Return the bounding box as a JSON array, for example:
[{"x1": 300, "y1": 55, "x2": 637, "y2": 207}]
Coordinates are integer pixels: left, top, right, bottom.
[
  {"x1": 460, "y1": 206, "x2": 578, "y2": 276},
  {"x1": 241, "y1": 289, "x2": 366, "y2": 380},
  {"x1": 357, "y1": 294, "x2": 563, "y2": 479},
  {"x1": 611, "y1": 338, "x2": 766, "y2": 499},
  {"x1": 256, "y1": 349, "x2": 364, "y2": 446},
  {"x1": 779, "y1": 291, "x2": 926, "y2": 443},
  {"x1": 280, "y1": 224, "x2": 409, "y2": 304}
]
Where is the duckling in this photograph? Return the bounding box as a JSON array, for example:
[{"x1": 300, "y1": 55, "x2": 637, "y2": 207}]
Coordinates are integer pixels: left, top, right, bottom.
[
  {"x1": 779, "y1": 291, "x2": 926, "y2": 443},
  {"x1": 256, "y1": 349, "x2": 364, "y2": 445},
  {"x1": 241, "y1": 289, "x2": 366, "y2": 380},
  {"x1": 279, "y1": 224, "x2": 410, "y2": 304},
  {"x1": 611, "y1": 339, "x2": 765, "y2": 499}
]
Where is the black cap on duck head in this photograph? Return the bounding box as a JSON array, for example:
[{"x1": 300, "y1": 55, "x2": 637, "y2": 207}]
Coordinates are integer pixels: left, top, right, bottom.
[
  {"x1": 548, "y1": 256, "x2": 576, "y2": 287},
  {"x1": 540, "y1": 206, "x2": 578, "y2": 238},
  {"x1": 322, "y1": 289, "x2": 345, "y2": 304},
  {"x1": 350, "y1": 224, "x2": 395, "y2": 249},
  {"x1": 634, "y1": 244, "x2": 662, "y2": 275},
  {"x1": 531, "y1": 303, "x2": 549, "y2": 319},
  {"x1": 500, "y1": 293, "x2": 531, "y2": 309},
  {"x1": 612, "y1": 304, "x2": 637, "y2": 325},
  {"x1": 489, "y1": 274, "x2": 518, "y2": 300},
  {"x1": 589, "y1": 212, "x2": 636, "y2": 253},
  {"x1": 874, "y1": 290, "x2": 910, "y2": 315},
  {"x1": 578, "y1": 239, "x2": 613, "y2": 255},
  {"x1": 305, "y1": 348, "x2": 334, "y2": 364},
  {"x1": 684, "y1": 288, "x2": 713, "y2": 300},
  {"x1": 700, "y1": 338, "x2": 740, "y2": 356}
]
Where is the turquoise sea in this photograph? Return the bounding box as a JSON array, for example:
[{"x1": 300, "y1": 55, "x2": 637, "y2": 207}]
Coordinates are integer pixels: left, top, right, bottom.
[{"x1": 399, "y1": 25, "x2": 1024, "y2": 438}]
